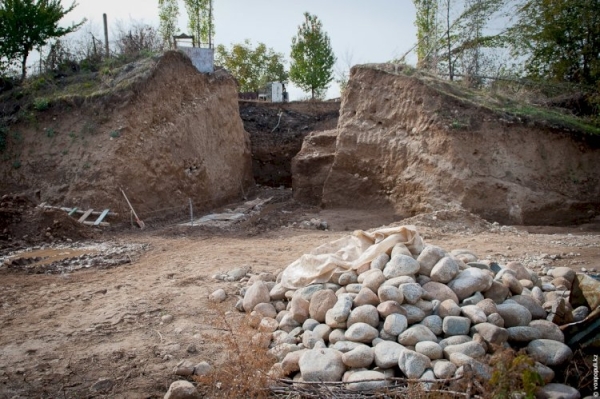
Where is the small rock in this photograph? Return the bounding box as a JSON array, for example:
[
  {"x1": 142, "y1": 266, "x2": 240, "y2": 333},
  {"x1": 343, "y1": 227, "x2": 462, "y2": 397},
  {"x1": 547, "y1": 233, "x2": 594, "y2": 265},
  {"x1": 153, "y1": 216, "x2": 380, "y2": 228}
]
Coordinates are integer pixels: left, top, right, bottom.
[
  {"x1": 487, "y1": 313, "x2": 505, "y2": 327},
  {"x1": 420, "y1": 315, "x2": 443, "y2": 335},
  {"x1": 430, "y1": 257, "x2": 459, "y2": 283},
  {"x1": 353, "y1": 287, "x2": 380, "y2": 307},
  {"x1": 377, "y1": 300, "x2": 405, "y2": 318},
  {"x1": 471, "y1": 323, "x2": 508, "y2": 345},
  {"x1": 438, "y1": 299, "x2": 461, "y2": 318},
  {"x1": 572, "y1": 306, "x2": 589, "y2": 322},
  {"x1": 529, "y1": 320, "x2": 564, "y2": 342},
  {"x1": 401, "y1": 304, "x2": 427, "y2": 324},
  {"x1": 378, "y1": 285, "x2": 404, "y2": 303},
  {"x1": 254, "y1": 303, "x2": 277, "y2": 319},
  {"x1": 417, "y1": 245, "x2": 447, "y2": 276},
  {"x1": 347, "y1": 305, "x2": 379, "y2": 328},
  {"x1": 174, "y1": 360, "x2": 195, "y2": 376},
  {"x1": 476, "y1": 298, "x2": 498, "y2": 316},
  {"x1": 527, "y1": 339, "x2": 573, "y2": 366},
  {"x1": 374, "y1": 340, "x2": 405, "y2": 368},
  {"x1": 193, "y1": 361, "x2": 212, "y2": 376},
  {"x1": 243, "y1": 281, "x2": 271, "y2": 312},
  {"x1": 460, "y1": 305, "x2": 487, "y2": 324},
  {"x1": 90, "y1": 378, "x2": 114, "y2": 393},
  {"x1": 398, "y1": 324, "x2": 437, "y2": 346},
  {"x1": 345, "y1": 322, "x2": 379, "y2": 343},
  {"x1": 462, "y1": 291, "x2": 485, "y2": 306},
  {"x1": 398, "y1": 349, "x2": 431, "y2": 379},
  {"x1": 383, "y1": 313, "x2": 408, "y2": 336},
  {"x1": 422, "y1": 281, "x2": 459, "y2": 304},
  {"x1": 496, "y1": 303, "x2": 532, "y2": 327},
  {"x1": 299, "y1": 348, "x2": 346, "y2": 382},
  {"x1": 448, "y1": 268, "x2": 493, "y2": 301},
  {"x1": 161, "y1": 314, "x2": 174, "y2": 324},
  {"x1": 341, "y1": 345, "x2": 375, "y2": 368},
  {"x1": 433, "y1": 360, "x2": 457, "y2": 379},
  {"x1": 309, "y1": 289, "x2": 337, "y2": 322},
  {"x1": 383, "y1": 255, "x2": 420, "y2": 278},
  {"x1": 415, "y1": 341, "x2": 443, "y2": 360},
  {"x1": 536, "y1": 383, "x2": 580, "y2": 399},
  {"x1": 345, "y1": 370, "x2": 388, "y2": 391},
  {"x1": 164, "y1": 380, "x2": 200, "y2": 399},
  {"x1": 442, "y1": 316, "x2": 471, "y2": 336},
  {"x1": 209, "y1": 289, "x2": 227, "y2": 303},
  {"x1": 443, "y1": 341, "x2": 486, "y2": 359},
  {"x1": 398, "y1": 283, "x2": 424, "y2": 304},
  {"x1": 370, "y1": 253, "x2": 390, "y2": 271}
]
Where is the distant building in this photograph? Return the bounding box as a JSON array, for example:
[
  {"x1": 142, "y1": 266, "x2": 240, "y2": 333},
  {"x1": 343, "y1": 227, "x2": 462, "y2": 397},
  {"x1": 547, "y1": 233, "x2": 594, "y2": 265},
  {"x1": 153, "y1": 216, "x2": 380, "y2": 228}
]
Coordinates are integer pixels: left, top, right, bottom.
[{"x1": 258, "y1": 82, "x2": 288, "y2": 103}]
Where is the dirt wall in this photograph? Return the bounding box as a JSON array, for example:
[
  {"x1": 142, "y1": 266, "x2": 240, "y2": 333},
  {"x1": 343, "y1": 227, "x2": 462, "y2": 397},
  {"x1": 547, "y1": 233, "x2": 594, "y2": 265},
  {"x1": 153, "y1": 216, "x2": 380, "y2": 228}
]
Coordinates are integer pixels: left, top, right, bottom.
[
  {"x1": 240, "y1": 101, "x2": 339, "y2": 187},
  {"x1": 0, "y1": 52, "x2": 253, "y2": 219},
  {"x1": 314, "y1": 65, "x2": 600, "y2": 225}
]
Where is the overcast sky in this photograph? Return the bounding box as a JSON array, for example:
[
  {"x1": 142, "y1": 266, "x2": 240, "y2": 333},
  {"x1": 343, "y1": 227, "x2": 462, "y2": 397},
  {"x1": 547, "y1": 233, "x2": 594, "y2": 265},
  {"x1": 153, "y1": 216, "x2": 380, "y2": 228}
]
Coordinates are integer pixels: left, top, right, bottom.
[{"x1": 61, "y1": 0, "x2": 418, "y2": 100}]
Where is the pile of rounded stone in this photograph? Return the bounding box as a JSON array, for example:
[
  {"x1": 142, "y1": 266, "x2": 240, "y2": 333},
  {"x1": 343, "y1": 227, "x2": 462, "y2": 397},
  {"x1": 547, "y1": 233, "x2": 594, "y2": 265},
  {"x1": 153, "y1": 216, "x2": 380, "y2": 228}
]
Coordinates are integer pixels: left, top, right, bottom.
[{"x1": 238, "y1": 239, "x2": 586, "y2": 398}]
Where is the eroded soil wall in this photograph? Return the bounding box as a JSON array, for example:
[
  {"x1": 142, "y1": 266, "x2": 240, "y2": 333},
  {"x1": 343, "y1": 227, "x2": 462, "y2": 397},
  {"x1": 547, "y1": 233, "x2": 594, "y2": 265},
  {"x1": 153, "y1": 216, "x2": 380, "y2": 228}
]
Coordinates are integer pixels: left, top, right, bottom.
[
  {"x1": 319, "y1": 65, "x2": 600, "y2": 225},
  {"x1": 0, "y1": 52, "x2": 253, "y2": 218}
]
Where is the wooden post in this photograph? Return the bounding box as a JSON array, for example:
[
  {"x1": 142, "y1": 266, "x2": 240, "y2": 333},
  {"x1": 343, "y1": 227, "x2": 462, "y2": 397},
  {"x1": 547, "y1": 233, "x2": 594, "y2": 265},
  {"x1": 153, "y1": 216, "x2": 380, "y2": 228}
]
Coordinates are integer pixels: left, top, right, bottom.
[
  {"x1": 189, "y1": 198, "x2": 194, "y2": 226},
  {"x1": 103, "y1": 13, "x2": 109, "y2": 57}
]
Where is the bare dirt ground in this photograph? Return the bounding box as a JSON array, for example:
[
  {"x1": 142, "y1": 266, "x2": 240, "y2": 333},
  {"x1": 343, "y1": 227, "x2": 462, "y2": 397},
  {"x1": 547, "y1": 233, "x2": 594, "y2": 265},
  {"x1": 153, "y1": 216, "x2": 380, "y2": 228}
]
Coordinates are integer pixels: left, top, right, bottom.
[{"x1": 1, "y1": 193, "x2": 599, "y2": 398}]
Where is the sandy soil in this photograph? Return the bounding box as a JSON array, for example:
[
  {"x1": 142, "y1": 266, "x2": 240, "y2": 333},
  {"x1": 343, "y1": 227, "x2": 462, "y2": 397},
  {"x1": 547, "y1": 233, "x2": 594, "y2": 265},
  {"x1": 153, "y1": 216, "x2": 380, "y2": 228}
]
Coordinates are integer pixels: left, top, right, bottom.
[{"x1": 1, "y1": 204, "x2": 599, "y2": 398}]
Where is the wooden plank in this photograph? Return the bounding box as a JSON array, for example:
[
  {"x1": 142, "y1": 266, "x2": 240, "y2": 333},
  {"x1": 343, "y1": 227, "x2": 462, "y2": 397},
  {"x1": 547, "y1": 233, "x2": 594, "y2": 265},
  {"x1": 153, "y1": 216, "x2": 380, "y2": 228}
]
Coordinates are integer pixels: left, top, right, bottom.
[
  {"x1": 78, "y1": 209, "x2": 94, "y2": 223},
  {"x1": 82, "y1": 221, "x2": 110, "y2": 227},
  {"x1": 68, "y1": 207, "x2": 78, "y2": 216},
  {"x1": 94, "y1": 209, "x2": 110, "y2": 226}
]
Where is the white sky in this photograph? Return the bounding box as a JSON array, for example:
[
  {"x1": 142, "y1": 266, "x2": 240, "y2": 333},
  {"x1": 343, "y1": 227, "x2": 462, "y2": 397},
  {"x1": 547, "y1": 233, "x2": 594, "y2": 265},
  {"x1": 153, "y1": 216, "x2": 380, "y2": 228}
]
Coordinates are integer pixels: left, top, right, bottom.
[{"x1": 60, "y1": 0, "x2": 418, "y2": 100}]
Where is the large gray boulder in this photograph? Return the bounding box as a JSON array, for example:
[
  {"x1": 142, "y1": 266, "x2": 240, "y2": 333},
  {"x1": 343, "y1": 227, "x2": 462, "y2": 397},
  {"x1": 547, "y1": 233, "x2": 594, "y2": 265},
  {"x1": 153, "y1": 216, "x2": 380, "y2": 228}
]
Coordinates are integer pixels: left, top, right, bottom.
[
  {"x1": 398, "y1": 349, "x2": 431, "y2": 379},
  {"x1": 299, "y1": 348, "x2": 346, "y2": 382},
  {"x1": 527, "y1": 339, "x2": 573, "y2": 366},
  {"x1": 447, "y1": 268, "x2": 493, "y2": 301},
  {"x1": 243, "y1": 281, "x2": 271, "y2": 312}
]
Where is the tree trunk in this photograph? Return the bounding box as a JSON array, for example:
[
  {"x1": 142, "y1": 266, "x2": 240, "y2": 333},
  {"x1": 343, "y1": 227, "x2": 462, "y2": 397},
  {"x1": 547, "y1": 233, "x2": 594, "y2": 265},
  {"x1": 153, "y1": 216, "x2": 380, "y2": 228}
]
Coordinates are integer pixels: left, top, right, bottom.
[
  {"x1": 311, "y1": 87, "x2": 314, "y2": 100},
  {"x1": 446, "y1": 0, "x2": 453, "y2": 81},
  {"x1": 20, "y1": 50, "x2": 29, "y2": 81}
]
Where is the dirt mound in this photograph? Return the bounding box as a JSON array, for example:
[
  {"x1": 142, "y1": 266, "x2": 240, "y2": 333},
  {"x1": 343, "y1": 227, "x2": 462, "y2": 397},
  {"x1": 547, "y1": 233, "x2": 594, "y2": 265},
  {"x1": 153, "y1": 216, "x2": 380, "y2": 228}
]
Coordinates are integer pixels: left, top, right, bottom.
[
  {"x1": 298, "y1": 64, "x2": 600, "y2": 225},
  {"x1": 240, "y1": 100, "x2": 339, "y2": 187},
  {"x1": 397, "y1": 208, "x2": 496, "y2": 234},
  {"x1": 0, "y1": 194, "x2": 95, "y2": 251},
  {"x1": 0, "y1": 51, "x2": 253, "y2": 221}
]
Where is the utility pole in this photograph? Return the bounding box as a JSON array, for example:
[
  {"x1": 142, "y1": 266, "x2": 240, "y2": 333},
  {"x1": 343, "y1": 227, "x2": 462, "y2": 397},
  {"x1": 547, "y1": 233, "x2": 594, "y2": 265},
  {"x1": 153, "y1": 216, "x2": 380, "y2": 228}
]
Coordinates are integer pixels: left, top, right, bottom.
[
  {"x1": 103, "y1": 13, "x2": 109, "y2": 57},
  {"x1": 208, "y1": 0, "x2": 212, "y2": 49}
]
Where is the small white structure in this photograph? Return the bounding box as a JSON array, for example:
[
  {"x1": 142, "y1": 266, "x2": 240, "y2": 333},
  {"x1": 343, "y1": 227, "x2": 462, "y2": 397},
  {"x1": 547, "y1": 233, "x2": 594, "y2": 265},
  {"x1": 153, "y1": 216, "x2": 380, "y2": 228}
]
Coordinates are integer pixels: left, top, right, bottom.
[
  {"x1": 174, "y1": 34, "x2": 214, "y2": 74},
  {"x1": 178, "y1": 47, "x2": 214, "y2": 73},
  {"x1": 259, "y1": 82, "x2": 285, "y2": 102}
]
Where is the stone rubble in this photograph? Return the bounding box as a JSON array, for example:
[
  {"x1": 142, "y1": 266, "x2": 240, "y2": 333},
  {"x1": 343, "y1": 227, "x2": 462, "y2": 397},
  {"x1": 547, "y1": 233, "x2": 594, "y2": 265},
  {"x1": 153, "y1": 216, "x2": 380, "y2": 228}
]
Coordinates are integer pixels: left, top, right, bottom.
[{"x1": 235, "y1": 229, "x2": 588, "y2": 396}]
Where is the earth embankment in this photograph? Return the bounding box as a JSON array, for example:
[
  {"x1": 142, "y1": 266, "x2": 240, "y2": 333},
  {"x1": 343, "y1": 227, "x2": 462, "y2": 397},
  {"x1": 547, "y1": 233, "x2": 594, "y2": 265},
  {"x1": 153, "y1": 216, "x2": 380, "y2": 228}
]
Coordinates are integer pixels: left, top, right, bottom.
[
  {"x1": 296, "y1": 64, "x2": 600, "y2": 225},
  {"x1": 0, "y1": 51, "x2": 253, "y2": 218}
]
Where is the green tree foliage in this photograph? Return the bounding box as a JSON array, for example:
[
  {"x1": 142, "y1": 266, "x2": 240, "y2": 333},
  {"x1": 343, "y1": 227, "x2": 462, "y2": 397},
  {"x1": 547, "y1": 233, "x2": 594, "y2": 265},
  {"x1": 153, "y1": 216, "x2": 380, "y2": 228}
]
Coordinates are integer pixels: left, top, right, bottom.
[
  {"x1": 215, "y1": 39, "x2": 287, "y2": 92},
  {"x1": 183, "y1": 0, "x2": 214, "y2": 47},
  {"x1": 0, "y1": 0, "x2": 84, "y2": 80},
  {"x1": 413, "y1": 0, "x2": 438, "y2": 69},
  {"x1": 289, "y1": 12, "x2": 336, "y2": 99},
  {"x1": 158, "y1": 0, "x2": 179, "y2": 49},
  {"x1": 411, "y1": 0, "x2": 504, "y2": 81},
  {"x1": 506, "y1": 0, "x2": 600, "y2": 85}
]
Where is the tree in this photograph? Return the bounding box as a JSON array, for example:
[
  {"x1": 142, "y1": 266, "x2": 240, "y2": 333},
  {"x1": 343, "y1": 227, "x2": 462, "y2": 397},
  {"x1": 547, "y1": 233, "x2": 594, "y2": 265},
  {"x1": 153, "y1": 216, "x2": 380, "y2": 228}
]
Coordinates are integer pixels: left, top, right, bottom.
[
  {"x1": 505, "y1": 0, "x2": 600, "y2": 85},
  {"x1": 413, "y1": 0, "x2": 439, "y2": 70},
  {"x1": 183, "y1": 0, "x2": 214, "y2": 47},
  {"x1": 0, "y1": 0, "x2": 84, "y2": 80},
  {"x1": 289, "y1": 12, "x2": 336, "y2": 99},
  {"x1": 158, "y1": 0, "x2": 179, "y2": 49},
  {"x1": 215, "y1": 39, "x2": 287, "y2": 92}
]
